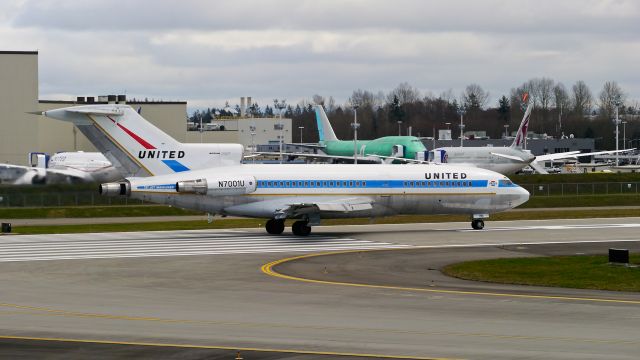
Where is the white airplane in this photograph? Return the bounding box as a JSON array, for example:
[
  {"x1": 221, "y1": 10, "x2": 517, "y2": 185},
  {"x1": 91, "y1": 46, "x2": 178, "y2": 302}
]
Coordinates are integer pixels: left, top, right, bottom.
[
  {"x1": 434, "y1": 100, "x2": 631, "y2": 174},
  {"x1": 0, "y1": 151, "x2": 121, "y2": 184},
  {"x1": 43, "y1": 104, "x2": 530, "y2": 235}
]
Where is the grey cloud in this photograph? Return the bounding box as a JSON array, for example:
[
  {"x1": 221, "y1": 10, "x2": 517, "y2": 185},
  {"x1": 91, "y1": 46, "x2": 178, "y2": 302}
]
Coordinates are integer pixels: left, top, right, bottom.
[{"x1": 10, "y1": 0, "x2": 639, "y2": 35}]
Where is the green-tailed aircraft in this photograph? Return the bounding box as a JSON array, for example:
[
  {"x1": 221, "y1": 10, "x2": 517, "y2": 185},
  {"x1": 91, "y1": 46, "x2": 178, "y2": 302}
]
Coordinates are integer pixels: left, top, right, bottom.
[{"x1": 269, "y1": 105, "x2": 428, "y2": 163}]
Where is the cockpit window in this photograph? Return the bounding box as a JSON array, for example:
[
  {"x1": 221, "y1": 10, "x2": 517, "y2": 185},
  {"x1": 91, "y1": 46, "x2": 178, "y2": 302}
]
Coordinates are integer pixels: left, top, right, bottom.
[{"x1": 499, "y1": 179, "x2": 515, "y2": 187}]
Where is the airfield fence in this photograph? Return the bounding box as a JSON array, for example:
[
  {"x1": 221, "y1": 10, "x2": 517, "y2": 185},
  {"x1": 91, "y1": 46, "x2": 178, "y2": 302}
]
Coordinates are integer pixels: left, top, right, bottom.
[
  {"x1": 519, "y1": 182, "x2": 640, "y2": 197},
  {"x1": 1, "y1": 182, "x2": 640, "y2": 207},
  {"x1": 0, "y1": 192, "x2": 145, "y2": 207}
]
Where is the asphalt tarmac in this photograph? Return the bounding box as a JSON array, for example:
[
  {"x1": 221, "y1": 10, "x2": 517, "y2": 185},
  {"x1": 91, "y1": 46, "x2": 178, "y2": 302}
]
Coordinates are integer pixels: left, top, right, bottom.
[{"x1": 0, "y1": 218, "x2": 638, "y2": 359}]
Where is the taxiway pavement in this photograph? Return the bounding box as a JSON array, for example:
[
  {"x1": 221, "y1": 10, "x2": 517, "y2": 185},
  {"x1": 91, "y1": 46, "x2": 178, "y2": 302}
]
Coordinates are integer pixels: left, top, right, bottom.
[{"x1": 0, "y1": 218, "x2": 638, "y2": 359}]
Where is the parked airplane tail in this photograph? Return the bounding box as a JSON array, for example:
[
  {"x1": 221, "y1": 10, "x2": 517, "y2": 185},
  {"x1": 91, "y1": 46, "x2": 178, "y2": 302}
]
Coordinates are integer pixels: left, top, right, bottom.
[
  {"x1": 511, "y1": 98, "x2": 533, "y2": 149},
  {"x1": 314, "y1": 105, "x2": 339, "y2": 142},
  {"x1": 43, "y1": 105, "x2": 244, "y2": 177}
]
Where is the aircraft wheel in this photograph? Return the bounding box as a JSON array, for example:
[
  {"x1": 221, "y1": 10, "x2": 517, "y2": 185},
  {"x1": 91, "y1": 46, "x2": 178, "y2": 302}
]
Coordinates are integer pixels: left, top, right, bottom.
[
  {"x1": 471, "y1": 219, "x2": 485, "y2": 230},
  {"x1": 292, "y1": 221, "x2": 312, "y2": 236},
  {"x1": 266, "y1": 219, "x2": 285, "y2": 235}
]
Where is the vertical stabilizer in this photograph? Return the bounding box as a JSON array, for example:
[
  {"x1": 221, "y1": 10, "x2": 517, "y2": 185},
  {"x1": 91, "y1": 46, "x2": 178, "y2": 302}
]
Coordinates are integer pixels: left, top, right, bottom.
[
  {"x1": 511, "y1": 98, "x2": 533, "y2": 149},
  {"x1": 43, "y1": 105, "x2": 243, "y2": 177},
  {"x1": 314, "y1": 105, "x2": 338, "y2": 142}
]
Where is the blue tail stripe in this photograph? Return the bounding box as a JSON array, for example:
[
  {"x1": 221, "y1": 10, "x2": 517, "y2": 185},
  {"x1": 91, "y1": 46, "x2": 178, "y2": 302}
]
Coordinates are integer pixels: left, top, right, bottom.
[{"x1": 162, "y1": 160, "x2": 190, "y2": 172}]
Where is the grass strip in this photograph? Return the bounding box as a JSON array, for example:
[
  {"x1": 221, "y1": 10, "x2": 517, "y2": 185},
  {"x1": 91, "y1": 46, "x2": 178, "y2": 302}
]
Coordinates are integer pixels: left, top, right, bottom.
[
  {"x1": 442, "y1": 254, "x2": 640, "y2": 292},
  {"x1": 8, "y1": 208, "x2": 640, "y2": 235}
]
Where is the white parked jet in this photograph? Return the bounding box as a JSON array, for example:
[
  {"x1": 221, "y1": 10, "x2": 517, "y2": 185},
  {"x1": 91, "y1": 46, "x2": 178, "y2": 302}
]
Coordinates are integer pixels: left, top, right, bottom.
[
  {"x1": 0, "y1": 151, "x2": 121, "y2": 184},
  {"x1": 43, "y1": 104, "x2": 529, "y2": 235},
  {"x1": 434, "y1": 101, "x2": 630, "y2": 174}
]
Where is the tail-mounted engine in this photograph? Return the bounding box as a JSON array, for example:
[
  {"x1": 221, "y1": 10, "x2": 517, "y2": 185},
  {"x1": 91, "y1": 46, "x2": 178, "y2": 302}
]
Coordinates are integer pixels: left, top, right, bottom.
[
  {"x1": 99, "y1": 181, "x2": 131, "y2": 196},
  {"x1": 176, "y1": 176, "x2": 256, "y2": 196}
]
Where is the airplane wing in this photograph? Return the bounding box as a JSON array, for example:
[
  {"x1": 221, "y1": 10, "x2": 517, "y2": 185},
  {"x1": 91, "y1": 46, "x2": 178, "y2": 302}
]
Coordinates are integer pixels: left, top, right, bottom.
[
  {"x1": 364, "y1": 154, "x2": 430, "y2": 164},
  {"x1": 44, "y1": 167, "x2": 93, "y2": 182},
  {"x1": 528, "y1": 162, "x2": 548, "y2": 174},
  {"x1": 490, "y1": 152, "x2": 528, "y2": 162},
  {"x1": 274, "y1": 197, "x2": 374, "y2": 220},
  {"x1": 0, "y1": 163, "x2": 93, "y2": 184},
  {"x1": 534, "y1": 149, "x2": 635, "y2": 163}
]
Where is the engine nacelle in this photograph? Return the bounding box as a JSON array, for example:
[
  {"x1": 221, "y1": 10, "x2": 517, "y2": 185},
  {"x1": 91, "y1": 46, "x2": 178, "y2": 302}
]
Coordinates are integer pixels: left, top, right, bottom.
[
  {"x1": 99, "y1": 182, "x2": 131, "y2": 196},
  {"x1": 176, "y1": 176, "x2": 256, "y2": 196}
]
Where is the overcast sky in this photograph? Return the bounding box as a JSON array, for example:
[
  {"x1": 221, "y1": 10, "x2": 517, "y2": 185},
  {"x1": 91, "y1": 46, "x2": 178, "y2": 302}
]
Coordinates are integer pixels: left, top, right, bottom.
[{"x1": 2, "y1": 0, "x2": 639, "y2": 112}]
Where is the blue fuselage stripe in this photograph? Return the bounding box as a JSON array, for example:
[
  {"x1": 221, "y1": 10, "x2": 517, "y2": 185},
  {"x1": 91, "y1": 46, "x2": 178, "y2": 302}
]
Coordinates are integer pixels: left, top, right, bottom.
[{"x1": 255, "y1": 179, "x2": 489, "y2": 189}]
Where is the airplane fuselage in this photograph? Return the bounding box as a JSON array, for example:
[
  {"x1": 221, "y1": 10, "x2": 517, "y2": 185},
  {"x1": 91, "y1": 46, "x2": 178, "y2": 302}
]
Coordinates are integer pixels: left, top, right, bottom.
[
  {"x1": 436, "y1": 147, "x2": 535, "y2": 174},
  {"x1": 123, "y1": 163, "x2": 529, "y2": 220},
  {"x1": 323, "y1": 136, "x2": 427, "y2": 160}
]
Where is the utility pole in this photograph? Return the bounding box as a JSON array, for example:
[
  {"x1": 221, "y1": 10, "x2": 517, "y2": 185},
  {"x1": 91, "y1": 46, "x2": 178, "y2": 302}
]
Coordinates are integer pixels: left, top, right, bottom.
[
  {"x1": 458, "y1": 108, "x2": 465, "y2": 147},
  {"x1": 622, "y1": 121, "x2": 627, "y2": 150},
  {"x1": 274, "y1": 99, "x2": 286, "y2": 164},
  {"x1": 614, "y1": 105, "x2": 620, "y2": 166},
  {"x1": 352, "y1": 106, "x2": 360, "y2": 164}
]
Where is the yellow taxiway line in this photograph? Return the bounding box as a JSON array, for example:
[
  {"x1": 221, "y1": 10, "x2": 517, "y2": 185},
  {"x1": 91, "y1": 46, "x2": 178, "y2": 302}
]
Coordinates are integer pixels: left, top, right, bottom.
[
  {"x1": 261, "y1": 249, "x2": 640, "y2": 305},
  {"x1": 0, "y1": 335, "x2": 456, "y2": 360}
]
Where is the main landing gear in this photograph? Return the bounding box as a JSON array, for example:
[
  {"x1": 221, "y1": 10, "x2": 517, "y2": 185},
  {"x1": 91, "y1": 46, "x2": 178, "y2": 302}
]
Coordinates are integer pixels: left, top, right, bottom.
[
  {"x1": 265, "y1": 219, "x2": 285, "y2": 235},
  {"x1": 471, "y1": 219, "x2": 485, "y2": 230},
  {"x1": 292, "y1": 221, "x2": 312, "y2": 236},
  {"x1": 265, "y1": 219, "x2": 312, "y2": 236}
]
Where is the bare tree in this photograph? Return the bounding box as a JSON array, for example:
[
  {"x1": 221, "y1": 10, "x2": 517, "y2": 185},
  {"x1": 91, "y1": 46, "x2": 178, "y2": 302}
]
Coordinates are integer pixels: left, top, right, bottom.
[
  {"x1": 599, "y1": 81, "x2": 625, "y2": 118},
  {"x1": 312, "y1": 94, "x2": 325, "y2": 106},
  {"x1": 553, "y1": 83, "x2": 571, "y2": 111},
  {"x1": 386, "y1": 82, "x2": 421, "y2": 105},
  {"x1": 461, "y1": 83, "x2": 489, "y2": 110},
  {"x1": 533, "y1": 77, "x2": 554, "y2": 111},
  {"x1": 349, "y1": 89, "x2": 377, "y2": 109},
  {"x1": 572, "y1": 80, "x2": 593, "y2": 116}
]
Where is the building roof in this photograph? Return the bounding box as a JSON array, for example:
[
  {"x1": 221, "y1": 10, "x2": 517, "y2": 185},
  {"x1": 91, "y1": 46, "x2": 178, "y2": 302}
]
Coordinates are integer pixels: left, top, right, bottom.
[{"x1": 0, "y1": 51, "x2": 38, "y2": 55}]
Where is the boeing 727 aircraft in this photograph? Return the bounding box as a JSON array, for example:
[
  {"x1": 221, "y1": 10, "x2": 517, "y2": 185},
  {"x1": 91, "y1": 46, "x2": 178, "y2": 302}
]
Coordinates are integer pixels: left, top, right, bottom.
[{"x1": 43, "y1": 104, "x2": 529, "y2": 235}]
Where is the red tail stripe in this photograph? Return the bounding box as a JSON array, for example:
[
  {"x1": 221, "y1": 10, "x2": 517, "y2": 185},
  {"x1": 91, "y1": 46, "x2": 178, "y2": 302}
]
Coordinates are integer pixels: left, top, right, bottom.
[{"x1": 107, "y1": 116, "x2": 156, "y2": 150}]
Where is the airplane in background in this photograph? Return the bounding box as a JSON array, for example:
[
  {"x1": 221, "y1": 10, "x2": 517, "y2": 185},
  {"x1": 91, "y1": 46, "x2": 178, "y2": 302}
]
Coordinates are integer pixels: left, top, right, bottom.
[
  {"x1": 262, "y1": 105, "x2": 429, "y2": 163},
  {"x1": 433, "y1": 99, "x2": 631, "y2": 174},
  {"x1": 43, "y1": 104, "x2": 529, "y2": 235},
  {"x1": 0, "y1": 151, "x2": 121, "y2": 184}
]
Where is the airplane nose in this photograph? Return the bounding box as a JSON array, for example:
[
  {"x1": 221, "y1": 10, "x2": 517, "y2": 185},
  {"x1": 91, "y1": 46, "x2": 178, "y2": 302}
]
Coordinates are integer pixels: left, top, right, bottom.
[{"x1": 513, "y1": 186, "x2": 530, "y2": 207}]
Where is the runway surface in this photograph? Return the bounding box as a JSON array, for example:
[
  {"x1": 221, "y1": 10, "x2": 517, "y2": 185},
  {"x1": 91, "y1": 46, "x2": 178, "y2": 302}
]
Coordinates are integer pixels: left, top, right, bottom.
[
  {"x1": 0, "y1": 217, "x2": 638, "y2": 359},
  {"x1": 0, "y1": 230, "x2": 408, "y2": 262}
]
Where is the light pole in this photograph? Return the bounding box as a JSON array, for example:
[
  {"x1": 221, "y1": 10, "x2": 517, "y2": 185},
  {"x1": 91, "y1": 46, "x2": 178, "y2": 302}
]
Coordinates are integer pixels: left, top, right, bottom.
[
  {"x1": 504, "y1": 124, "x2": 509, "y2": 139},
  {"x1": 274, "y1": 99, "x2": 287, "y2": 164},
  {"x1": 298, "y1": 126, "x2": 304, "y2": 144},
  {"x1": 458, "y1": 108, "x2": 465, "y2": 147},
  {"x1": 249, "y1": 125, "x2": 256, "y2": 163},
  {"x1": 614, "y1": 104, "x2": 621, "y2": 166},
  {"x1": 622, "y1": 121, "x2": 627, "y2": 150},
  {"x1": 397, "y1": 120, "x2": 403, "y2": 136},
  {"x1": 352, "y1": 106, "x2": 360, "y2": 164}
]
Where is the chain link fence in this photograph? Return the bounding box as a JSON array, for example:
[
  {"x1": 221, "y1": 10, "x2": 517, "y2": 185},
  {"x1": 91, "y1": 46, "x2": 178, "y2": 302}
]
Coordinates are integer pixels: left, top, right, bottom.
[
  {"x1": 0, "y1": 191, "x2": 145, "y2": 207},
  {"x1": 519, "y1": 182, "x2": 640, "y2": 196}
]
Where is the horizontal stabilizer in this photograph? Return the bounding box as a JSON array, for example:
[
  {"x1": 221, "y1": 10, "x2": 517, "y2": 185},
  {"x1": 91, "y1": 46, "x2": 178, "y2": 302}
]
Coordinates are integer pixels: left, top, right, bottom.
[{"x1": 64, "y1": 108, "x2": 125, "y2": 116}]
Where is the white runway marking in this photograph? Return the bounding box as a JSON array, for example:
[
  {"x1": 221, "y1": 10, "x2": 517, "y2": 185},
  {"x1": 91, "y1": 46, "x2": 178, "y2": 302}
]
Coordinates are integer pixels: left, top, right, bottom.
[
  {"x1": 459, "y1": 223, "x2": 640, "y2": 232},
  {"x1": 0, "y1": 230, "x2": 410, "y2": 262}
]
